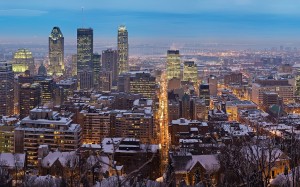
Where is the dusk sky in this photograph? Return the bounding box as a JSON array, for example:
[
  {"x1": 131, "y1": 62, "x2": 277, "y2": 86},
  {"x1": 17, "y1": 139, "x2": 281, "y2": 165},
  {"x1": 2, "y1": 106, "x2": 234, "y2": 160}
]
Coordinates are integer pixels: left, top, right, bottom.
[{"x1": 1, "y1": 0, "x2": 300, "y2": 45}]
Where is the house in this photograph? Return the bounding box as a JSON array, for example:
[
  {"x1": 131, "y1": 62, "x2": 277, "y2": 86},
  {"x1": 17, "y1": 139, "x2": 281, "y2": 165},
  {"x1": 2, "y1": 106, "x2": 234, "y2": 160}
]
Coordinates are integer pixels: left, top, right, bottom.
[{"x1": 170, "y1": 152, "x2": 220, "y2": 186}]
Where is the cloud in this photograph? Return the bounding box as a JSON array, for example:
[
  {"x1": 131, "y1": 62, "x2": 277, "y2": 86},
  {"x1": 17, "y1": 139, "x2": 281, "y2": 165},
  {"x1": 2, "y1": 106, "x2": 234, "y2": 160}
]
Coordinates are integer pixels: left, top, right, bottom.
[{"x1": 0, "y1": 9, "x2": 47, "y2": 16}]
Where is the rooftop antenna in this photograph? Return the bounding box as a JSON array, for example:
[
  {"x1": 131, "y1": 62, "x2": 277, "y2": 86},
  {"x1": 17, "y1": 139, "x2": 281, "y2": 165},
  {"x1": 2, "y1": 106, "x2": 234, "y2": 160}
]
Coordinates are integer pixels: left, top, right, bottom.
[{"x1": 81, "y1": 6, "x2": 84, "y2": 28}]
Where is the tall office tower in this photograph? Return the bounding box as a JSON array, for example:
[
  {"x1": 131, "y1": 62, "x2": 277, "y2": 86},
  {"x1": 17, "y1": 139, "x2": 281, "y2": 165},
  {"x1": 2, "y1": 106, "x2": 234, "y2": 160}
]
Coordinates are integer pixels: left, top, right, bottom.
[
  {"x1": 182, "y1": 61, "x2": 197, "y2": 83},
  {"x1": 49, "y1": 27, "x2": 64, "y2": 76},
  {"x1": 199, "y1": 84, "x2": 210, "y2": 109},
  {"x1": 180, "y1": 94, "x2": 191, "y2": 119},
  {"x1": 92, "y1": 53, "x2": 101, "y2": 86},
  {"x1": 79, "y1": 70, "x2": 94, "y2": 90},
  {"x1": 167, "y1": 50, "x2": 181, "y2": 80},
  {"x1": 34, "y1": 77, "x2": 55, "y2": 105},
  {"x1": 77, "y1": 28, "x2": 93, "y2": 89},
  {"x1": 19, "y1": 83, "x2": 41, "y2": 119},
  {"x1": 14, "y1": 107, "x2": 82, "y2": 166},
  {"x1": 71, "y1": 54, "x2": 77, "y2": 76},
  {"x1": 117, "y1": 25, "x2": 129, "y2": 75},
  {"x1": 102, "y1": 49, "x2": 118, "y2": 84},
  {"x1": 99, "y1": 71, "x2": 112, "y2": 92},
  {"x1": 12, "y1": 49, "x2": 35, "y2": 75},
  {"x1": 0, "y1": 62, "x2": 14, "y2": 116},
  {"x1": 129, "y1": 72, "x2": 156, "y2": 99},
  {"x1": 208, "y1": 75, "x2": 218, "y2": 96}
]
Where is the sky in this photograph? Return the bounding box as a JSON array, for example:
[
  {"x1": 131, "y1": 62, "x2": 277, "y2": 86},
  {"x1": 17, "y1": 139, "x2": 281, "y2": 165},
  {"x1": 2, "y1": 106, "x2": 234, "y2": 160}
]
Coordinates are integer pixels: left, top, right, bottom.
[{"x1": 0, "y1": 0, "x2": 300, "y2": 46}]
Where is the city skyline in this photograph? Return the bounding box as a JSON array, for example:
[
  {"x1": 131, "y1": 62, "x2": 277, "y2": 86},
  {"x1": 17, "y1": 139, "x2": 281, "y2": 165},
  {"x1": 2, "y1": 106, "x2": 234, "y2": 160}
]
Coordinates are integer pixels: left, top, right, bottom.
[{"x1": 0, "y1": 0, "x2": 300, "y2": 47}]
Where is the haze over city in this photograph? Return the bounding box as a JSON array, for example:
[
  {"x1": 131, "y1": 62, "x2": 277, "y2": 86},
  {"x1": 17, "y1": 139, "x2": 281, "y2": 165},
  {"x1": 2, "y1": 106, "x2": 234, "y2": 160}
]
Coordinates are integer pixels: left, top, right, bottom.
[
  {"x1": 1, "y1": 0, "x2": 300, "y2": 48},
  {"x1": 1, "y1": 1, "x2": 300, "y2": 187}
]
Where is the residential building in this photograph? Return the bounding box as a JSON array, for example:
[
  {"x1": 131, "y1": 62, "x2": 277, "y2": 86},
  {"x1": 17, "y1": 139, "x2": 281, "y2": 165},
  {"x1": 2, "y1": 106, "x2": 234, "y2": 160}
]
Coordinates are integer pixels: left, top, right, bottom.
[{"x1": 14, "y1": 107, "x2": 82, "y2": 166}]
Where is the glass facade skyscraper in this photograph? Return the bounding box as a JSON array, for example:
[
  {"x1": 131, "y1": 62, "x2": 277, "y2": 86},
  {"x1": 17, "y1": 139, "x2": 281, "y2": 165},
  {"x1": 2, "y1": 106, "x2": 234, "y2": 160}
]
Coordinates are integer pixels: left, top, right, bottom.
[
  {"x1": 77, "y1": 28, "x2": 93, "y2": 72},
  {"x1": 0, "y1": 62, "x2": 14, "y2": 116},
  {"x1": 49, "y1": 27, "x2": 64, "y2": 76},
  {"x1": 167, "y1": 50, "x2": 181, "y2": 80},
  {"x1": 117, "y1": 25, "x2": 128, "y2": 75},
  {"x1": 77, "y1": 28, "x2": 94, "y2": 89}
]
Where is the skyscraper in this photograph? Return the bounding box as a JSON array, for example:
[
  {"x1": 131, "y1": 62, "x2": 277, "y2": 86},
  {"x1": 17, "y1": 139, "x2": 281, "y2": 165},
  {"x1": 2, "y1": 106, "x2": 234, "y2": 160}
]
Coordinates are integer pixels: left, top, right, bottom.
[
  {"x1": 183, "y1": 61, "x2": 197, "y2": 83},
  {"x1": 77, "y1": 28, "x2": 94, "y2": 89},
  {"x1": 102, "y1": 49, "x2": 118, "y2": 84},
  {"x1": 93, "y1": 53, "x2": 101, "y2": 86},
  {"x1": 118, "y1": 25, "x2": 128, "y2": 75},
  {"x1": 49, "y1": 27, "x2": 64, "y2": 76},
  {"x1": 0, "y1": 62, "x2": 14, "y2": 116},
  {"x1": 167, "y1": 50, "x2": 181, "y2": 80},
  {"x1": 99, "y1": 71, "x2": 112, "y2": 92},
  {"x1": 129, "y1": 72, "x2": 156, "y2": 99},
  {"x1": 12, "y1": 49, "x2": 35, "y2": 75},
  {"x1": 208, "y1": 75, "x2": 218, "y2": 96},
  {"x1": 19, "y1": 83, "x2": 41, "y2": 119}
]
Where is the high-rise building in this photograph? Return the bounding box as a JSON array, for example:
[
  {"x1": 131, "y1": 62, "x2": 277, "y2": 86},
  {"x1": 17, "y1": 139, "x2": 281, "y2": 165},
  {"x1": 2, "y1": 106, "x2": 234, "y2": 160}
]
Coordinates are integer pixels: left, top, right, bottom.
[
  {"x1": 34, "y1": 77, "x2": 55, "y2": 105},
  {"x1": 180, "y1": 94, "x2": 191, "y2": 119},
  {"x1": 12, "y1": 49, "x2": 35, "y2": 75},
  {"x1": 19, "y1": 83, "x2": 41, "y2": 119},
  {"x1": 49, "y1": 27, "x2": 64, "y2": 76},
  {"x1": 183, "y1": 61, "x2": 197, "y2": 83},
  {"x1": 99, "y1": 71, "x2": 112, "y2": 92},
  {"x1": 129, "y1": 72, "x2": 156, "y2": 99},
  {"x1": 77, "y1": 28, "x2": 93, "y2": 89},
  {"x1": 167, "y1": 50, "x2": 181, "y2": 80},
  {"x1": 71, "y1": 54, "x2": 77, "y2": 76},
  {"x1": 0, "y1": 62, "x2": 14, "y2": 116},
  {"x1": 14, "y1": 107, "x2": 82, "y2": 166},
  {"x1": 199, "y1": 84, "x2": 210, "y2": 109},
  {"x1": 92, "y1": 53, "x2": 101, "y2": 86},
  {"x1": 78, "y1": 70, "x2": 94, "y2": 90},
  {"x1": 102, "y1": 49, "x2": 118, "y2": 84},
  {"x1": 208, "y1": 75, "x2": 218, "y2": 96},
  {"x1": 79, "y1": 107, "x2": 111, "y2": 144},
  {"x1": 115, "y1": 109, "x2": 154, "y2": 143},
  {"x1": 118, "y1": 25, "x2": 129, "y2": 75}
]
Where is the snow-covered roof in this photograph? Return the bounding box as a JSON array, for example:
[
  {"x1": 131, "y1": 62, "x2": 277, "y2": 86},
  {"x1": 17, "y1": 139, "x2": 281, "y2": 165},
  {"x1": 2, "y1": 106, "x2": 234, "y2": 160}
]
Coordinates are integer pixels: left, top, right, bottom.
[
  {"x1": 41, "y1": 151, "x2": 77, "y2": 168},
  {"x1": 172, "y1": 153, "x2": 220, "y2": 174}
]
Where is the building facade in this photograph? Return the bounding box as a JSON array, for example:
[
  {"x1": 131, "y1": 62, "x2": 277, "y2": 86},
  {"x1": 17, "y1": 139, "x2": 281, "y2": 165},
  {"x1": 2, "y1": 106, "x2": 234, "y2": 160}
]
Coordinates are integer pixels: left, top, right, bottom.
[
  {"x1": 129, "y1": 72, "x2": 156, "y2": 99},
  {"x1": 49, "y1": 27, "x2": 64, "y2": 76},
  {"x1": 0, "y1": 62, "x2": 14, "y2": 116},
  {"x1": 183, "y1": 61, "x2": 197, "y2": 83},
  {"x1": 167, "y1": 50, "x2": 181, "y2": 80},
  {"x1": 14, "y1": 107, "x2": 82, "y2": 166},
  {"x1": 12, "y1": 49, "x2": 35, "y2": 75},
  {"x1": 102, "y1": 49, "x2": 118, "y2": 84},
  {"x1": 77, "y1": 28, "x2": 94, "y2": 89},
  {"x1": 19, "y1": 83, "x2": 41, "y2": 119},
  {"x1": 117, "y1": 25, "x2": 128, "y2": 75}
]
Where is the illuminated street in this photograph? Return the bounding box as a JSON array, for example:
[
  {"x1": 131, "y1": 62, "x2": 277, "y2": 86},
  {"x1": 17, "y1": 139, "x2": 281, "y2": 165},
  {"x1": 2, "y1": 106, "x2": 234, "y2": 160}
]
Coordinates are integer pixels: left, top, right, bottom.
[{"x1": 157, "y1": 71, "x2": 169, "y2": 174}]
